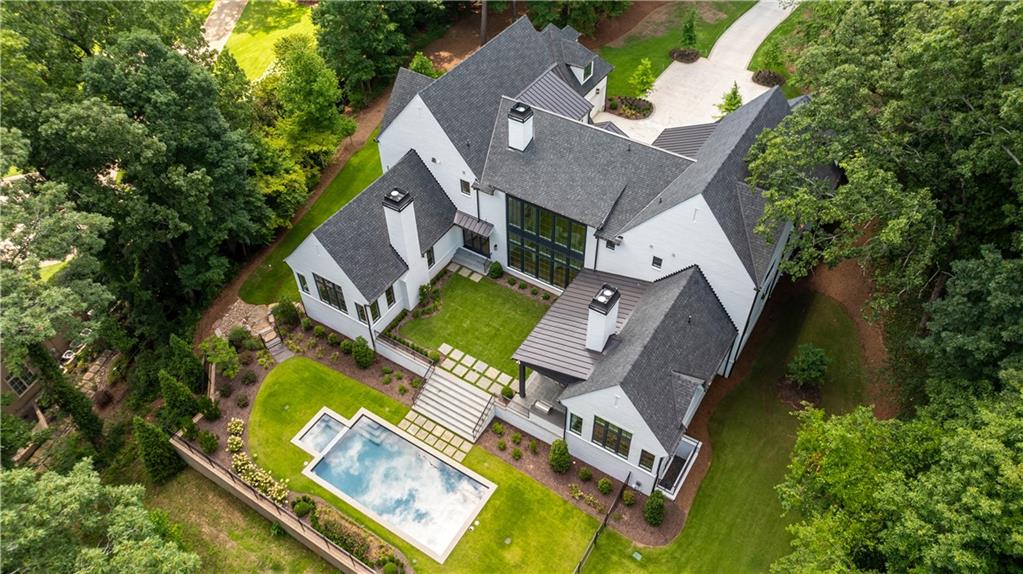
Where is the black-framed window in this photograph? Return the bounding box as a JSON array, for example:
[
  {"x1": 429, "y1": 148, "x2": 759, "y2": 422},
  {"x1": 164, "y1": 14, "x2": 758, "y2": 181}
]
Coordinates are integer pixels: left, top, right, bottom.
[
  {"x1": 297, "y1": 273, "x2": 309, "y2": 293},
  {"x1": 583, "y1": 61, "x2": 593, "y2": 81},
  {"x1": 385, "y1": 286, "x2": 396, "y2": 307},
  {"x1": 369, "y1": 300, "x2": 381, "y2": 321},
  {"x1": 506, "y1": 195, "x2": 585, "y2": 288},
  {"x1": 569, "y1": 413, "x2": 583, "y2": 435},
  {"x1": 426, "y1": 247, "x2": 435, "y2": 268},
  {"x1": 592, "y1": 416, "x2": 632, "y2": 459},
  {"x1": 605, "y1": 240, "x2": 616, "y2": 251},
  {"x1": 5, "y1": 372, "x2": 34, "y2": 396},
  {"x1": 356, "y1": 304, "x2": 368, "y2": 323},
  {"x1": 639, "y1": 450, "x2": 655, "y2": 472},
  {"x1": 313, "y1": 273, "x2": 347, "y2": 313},
  {"x1": 652, "y1": 256, "x2": 663, "y2": 269},
  {"x1": 460, "y1": 179, "x2": 471, "y2": 196}
]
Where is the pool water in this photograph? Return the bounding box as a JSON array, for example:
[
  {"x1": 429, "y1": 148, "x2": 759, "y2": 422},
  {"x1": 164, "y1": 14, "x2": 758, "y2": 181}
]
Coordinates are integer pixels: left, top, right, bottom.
[
  {"x1": 299, "y1": 413, "x2": 346, "y2": 453},
  {"x1": 311, "y1": 416, "x2": 489, "y2": 558}
]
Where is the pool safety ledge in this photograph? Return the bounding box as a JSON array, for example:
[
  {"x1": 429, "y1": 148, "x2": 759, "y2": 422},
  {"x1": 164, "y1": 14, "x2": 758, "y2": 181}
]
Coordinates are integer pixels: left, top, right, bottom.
[{"x1": 292, "y1": 407, "x2": 497, "y2": 563}]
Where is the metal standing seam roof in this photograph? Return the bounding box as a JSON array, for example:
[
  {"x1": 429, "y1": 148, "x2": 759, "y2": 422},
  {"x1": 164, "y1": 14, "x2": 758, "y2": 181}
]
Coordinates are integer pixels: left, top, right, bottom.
[
  {"x1": 517, "y1": 67, "x2": 593, "y2": 120},
  {"x1": 453, "y1": 210, "x2": 494, "y2": 237},
  {"x1": 309, "y1": 150, "x2": 455, "y2": 300},
  {"x1": 513, "y1": 269, "x2": 649, "y2": 380},
  {"x1": 652, "y1": 122, "x2": 719, "y2": 158}
]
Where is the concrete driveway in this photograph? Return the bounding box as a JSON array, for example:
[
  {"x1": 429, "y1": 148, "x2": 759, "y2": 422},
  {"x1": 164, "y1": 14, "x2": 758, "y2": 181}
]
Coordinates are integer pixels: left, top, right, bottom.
[{"x1": 594, "y1": 0, "x2": 793, "y2": 144}]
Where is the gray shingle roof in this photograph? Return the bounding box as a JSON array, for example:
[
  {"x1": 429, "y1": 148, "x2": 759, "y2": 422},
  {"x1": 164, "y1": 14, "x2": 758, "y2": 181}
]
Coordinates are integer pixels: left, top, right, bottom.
[
  {"x1": 517, "y1": 67, "x2": 593, "y2": 120},
  {"x1": 594, "y1": 120, "x2": 627, "y2": 137},
  {"x1": 380, "y1": 68, "x2": 434, "y2": 135},
  {"x1": 311, "y1": 150, "x2": 454, "y2": 300},
  {"x1": 561, "y1": 267, "x2": 737, "y2": 451},
  {"x1": 480, "y1": 98, "x2": 691, "y2": 230},
  {"x1": 513, "y1": 269, "x2": 649, "y2": 380},
  {"x1": 652, "y1": 122, "x2": 718, "y2": 158},
  {"x1": 416, "y1": 17, "x2": 611, "y2": 175},
  {"x1": 622, "y1": 87, "x2": 791, "y2": 284}
]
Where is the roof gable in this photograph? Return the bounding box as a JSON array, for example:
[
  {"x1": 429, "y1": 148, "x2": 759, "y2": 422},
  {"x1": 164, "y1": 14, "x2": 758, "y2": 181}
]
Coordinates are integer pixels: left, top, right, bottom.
[
  {"x1": 380, "y1": 68, "x2": 435, "y2": 136},
  {"x1": 517, "y1": 67, "x2": 593, "y2": 120}
]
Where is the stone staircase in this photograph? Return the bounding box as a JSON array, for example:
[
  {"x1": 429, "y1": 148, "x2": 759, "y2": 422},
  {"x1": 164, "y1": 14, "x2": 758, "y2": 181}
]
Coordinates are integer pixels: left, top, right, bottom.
[{"x1": 412, "y1": 368, "x2": 494, "y2": 441}]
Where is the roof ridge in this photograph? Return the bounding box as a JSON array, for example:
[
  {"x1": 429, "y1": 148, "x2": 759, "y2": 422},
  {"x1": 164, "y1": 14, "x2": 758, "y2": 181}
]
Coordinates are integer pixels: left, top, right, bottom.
[
  {"x1": 652, "y1": 264, "x2": 737, "y2": 331},
  {"x1": 733, "y1": 181, "x2": 759, "y2": 284}
]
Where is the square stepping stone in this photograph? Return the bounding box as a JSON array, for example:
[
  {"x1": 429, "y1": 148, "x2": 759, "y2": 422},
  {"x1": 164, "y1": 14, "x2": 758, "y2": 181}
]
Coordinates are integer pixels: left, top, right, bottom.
[
  {"x1": 450, "y1": 436, "x2": 464, "y2": 449},
  {"x1": 398, "y1": 420, "x2": 410, "y2": 430},
  {"x1": 454, "y1": 451, "x2": 467, "y2": 462},
  {"x1": 460, "y1": 354, "x2": 476, "y2": 366},
  {"x1": 469, "y1": 272, "x2": 483, "y2": 283},
  {"x1": 459, "y1": 441, "x2": 471, "y2": 452},
  {"x1": 497, "y1": 373, "x2": 513, "y2": 385},
  {"x1": 431, "y1": 425, "x2": 444, "y2": 436},
  {"x1": 416, "y1": 429, "x2": 429, "y2": 440},
  {"x1": 453, "y1": 364, "x2": 469, "y2": 377},
  {"x1": 407, "y1": 424, "x2": 420, "y2": 435},
  {"x1": 441, "y1": 358, "x2": 456, "y2": 371},
  {"x1": 489, "y1": 382, "x2": 504, "y2": 394},
  {"x1": 443, "y1": 445, "x2": 457, "y2": 457},
  {"x1": 425, "y1": 435, "x2": 438, "y2": 446},
  {"x1": 472, "y1": 360, "x2": 488, "y2": 373},
  {"x1": 449, "y1": 349, "x2": 464, "y2": 361},
  {"x1": 414, "y1": 414, "x2": 427, "y2": 425},
  {"x1": 465, "y1": 371, "x2": 480, "y2": 383},
  {"x1": 439, "y1": 343, "x2": 453, "y2": 354},
  {"x1": 441, "y1": 430, "x2": 454, "y2": 442},
  {"x1": 457, "y1": 267, "x2": 471, "y2": 277},
  {"x1": 485, "y1": 366, "x2": 500, "y2": 379},
  {"x1": 423, "y1": 421, "x2": 436, "y2": 432},
  {"x1": 446, "y1": 262, "x2": 460, "y2": 272},
  {"x1": 477, "y1": 376, "x2": 493, "y2": 389}
]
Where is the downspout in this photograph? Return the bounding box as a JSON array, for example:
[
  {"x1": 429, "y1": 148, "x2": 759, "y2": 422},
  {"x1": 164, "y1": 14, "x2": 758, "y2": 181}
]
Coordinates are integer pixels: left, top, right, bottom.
[{"x1": 593, "y1": 235, "x2": 600, "y2": 270}]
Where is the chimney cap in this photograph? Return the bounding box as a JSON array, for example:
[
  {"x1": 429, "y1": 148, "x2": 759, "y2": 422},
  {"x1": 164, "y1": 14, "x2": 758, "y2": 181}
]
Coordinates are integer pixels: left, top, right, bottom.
[
  {"x1": 588, "y1": 284, "x2": 621, "y2": 315},
  {"x1": 508, "y1": 102, "x2": 534, "y2": 123},
  {"x1": 382, "y1": 187, "x2": 413, "y2": 211}
]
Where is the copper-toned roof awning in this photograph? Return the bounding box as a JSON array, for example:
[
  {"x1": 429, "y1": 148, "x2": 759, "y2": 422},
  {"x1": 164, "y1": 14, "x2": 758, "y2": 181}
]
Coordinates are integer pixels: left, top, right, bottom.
[{"x1": 453, "y1": 210, "x2": 494, "y2": 237}]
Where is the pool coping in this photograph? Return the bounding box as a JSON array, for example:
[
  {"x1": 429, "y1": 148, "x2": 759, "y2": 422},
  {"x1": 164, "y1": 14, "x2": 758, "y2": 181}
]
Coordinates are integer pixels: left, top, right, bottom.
[{"x1": 292, "y1": 407, "x2": 497, "y2": 564}]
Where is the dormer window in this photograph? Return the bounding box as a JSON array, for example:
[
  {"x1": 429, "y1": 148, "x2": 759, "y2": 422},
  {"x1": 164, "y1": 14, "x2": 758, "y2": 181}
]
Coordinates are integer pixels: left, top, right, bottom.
[{"x1": 583, "y1": 60, "x2": 593, "y2": 82}]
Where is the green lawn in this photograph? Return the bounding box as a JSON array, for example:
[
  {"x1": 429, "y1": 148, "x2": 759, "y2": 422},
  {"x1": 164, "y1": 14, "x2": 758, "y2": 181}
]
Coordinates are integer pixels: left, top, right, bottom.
[
  {"x1": 146, "y1": 468, "x2": 333, "y2": 573},
  {"x1": 240, "y1": 137, "x2": 383, "y2": 305},
  {"x1": 601, "y1": 1, "x2": 757, "y2": 98},
  {"x1": 585, "y1": 290, "x2": 866, "y2": 573},
  {"x1": 397, "y1": 274, "x2": 548, "y2": 376},
  {"x1": 748, "y1": 4, "x2": 815, "y2": 98},
  {"x1": 39, "y1": 260, "x2": 68, "y2": 282},
  {"x1": 248, "y1": 357, "x2": 597, "y2": 573},
  {"x1": 223, "y1": 0, "x2": 315, "y2": 79}
]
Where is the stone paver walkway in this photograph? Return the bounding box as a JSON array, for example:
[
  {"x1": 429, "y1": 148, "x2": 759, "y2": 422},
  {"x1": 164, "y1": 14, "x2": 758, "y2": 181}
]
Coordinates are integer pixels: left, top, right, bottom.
[
  {"x1": 439, "y1": 344, "x2": 515, "y2": 397},
  {"x1": 399, "y1": 411, "x2": 472, "y2": 462},
  {"x1": 203, "y1": 0, "x2": 249, "y2": 53},
  {"x1": 593, "y1": 0, "x2": 794, "y2": 144}
]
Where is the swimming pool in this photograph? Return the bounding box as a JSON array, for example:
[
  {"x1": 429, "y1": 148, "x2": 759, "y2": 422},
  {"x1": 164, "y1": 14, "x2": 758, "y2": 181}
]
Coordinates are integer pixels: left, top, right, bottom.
[
  {"x1": 297, "y1": 412, "x2": 346, "y2": 453},
  {"x1": 294, "y1": 408, "x2": 495, "y2": 562}
]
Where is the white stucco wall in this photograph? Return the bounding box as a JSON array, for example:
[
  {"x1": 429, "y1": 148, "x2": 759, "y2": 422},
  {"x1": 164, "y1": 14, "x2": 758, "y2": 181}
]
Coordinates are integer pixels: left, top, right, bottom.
[
  {"x1": 560, "y1": 385, "x2": 667, "y2": 494},
  {"x1": 378, "y1": 94, "x2": 478, "y2": 215}
]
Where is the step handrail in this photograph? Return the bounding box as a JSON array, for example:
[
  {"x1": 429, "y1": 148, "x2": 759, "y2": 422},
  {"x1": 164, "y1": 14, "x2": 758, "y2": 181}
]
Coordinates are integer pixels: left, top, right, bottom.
[
  {"x1": 470, "y1": 394, "x2": 496, "y2": 440},
  {"x1": 412, "y1": 362, "x2": 435, "y2": 405}
]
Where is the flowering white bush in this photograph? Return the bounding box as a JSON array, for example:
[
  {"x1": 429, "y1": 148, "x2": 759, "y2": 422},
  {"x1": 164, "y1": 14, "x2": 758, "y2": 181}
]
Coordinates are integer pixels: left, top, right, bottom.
[
  {"x1": 227, "y1": 418, "x2": 245, "y2": 436},
  {"x1": 231, "y1": 452, "x2": 289, "y2": 505},
  {"x1": 227, "y1": 435, "x2": 244, "y2": 453}
]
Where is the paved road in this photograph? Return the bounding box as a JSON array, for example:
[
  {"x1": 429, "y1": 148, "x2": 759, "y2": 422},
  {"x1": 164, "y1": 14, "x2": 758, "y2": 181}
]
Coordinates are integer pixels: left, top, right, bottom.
[
  {"x1": 594, "y1": 0, "x2": 794, "y2": 144},
  {"x1": 204, "y1": 0, "x2": 249, "y2": 54}
]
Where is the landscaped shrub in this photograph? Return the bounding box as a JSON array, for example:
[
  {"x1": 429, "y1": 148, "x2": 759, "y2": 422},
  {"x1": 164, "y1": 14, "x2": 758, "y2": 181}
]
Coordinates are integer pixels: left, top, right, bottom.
[
  {"x1": 301, "y1": 317, "x2": 313, "y2": 331},
  {"x1": 352, "y1": 337, "x2": 375, "y2": 368},
  {"x1": 398, "y1": 384, "x2": 408, "y2": 395},
  {"x1": 410, "y1": 378, "x2": 423, "y2": 389},
  {"x1": 382, "y1": 367, "x2": 393, "y2": 375},
  {"x1": 228, "y1": 326, "x2": 251, "y2": 350},
  {"x1": 512, "y1": 448, "x2": 522, "y2": 460},
  {"x1": 231, "y1": 452, "x2": 289, "y2": 505},
  {"x1": 227, "y1": 417, "x2": 245, "y2": 436},
  {"x1": 787, "y1": 343, "x2": 831, "y2": 387},
  {"x1": 578, "y1": 466, "x2": 593, "y2": 481},
  {"x1": 381, "y1": 374, "x2": 392, "y2": 385},
  {"x1": 327, "y1": 332, "x2": 341, "y2": 346},
  {"x1": 427, "y1": 350, "x2": 440, "y2": 363},
  {"x1": 394, "y1": 372, "x2": 403, "y2": 380},
  {"x1": 272, "y1": 298, "x2": 300, "y2": 328},
  {"x1": 257, "y1": 350, "x2": 275, "y2": 368},
  {"x1": 497, "y1": 440, "x2": 507, "y2": 451},
  {"x1": 680, "y1": 8, "x2": 697, "y2": 48},
  {"x1": 507, "y1": 277, "x2": 516, "y2": 285},
  {"x1": 241, "y1": 370, "x2": 258, "y2": 386},
  {"x1": 219, "y1": 382, "x2": 234, "y2": 398},
  {"x1": 310, "y1": 507, "x2": 371, "y2": 563},
  {"x1": 382, "y1": 563, "x2": 398, "y2": 574},
  {"x1": 501, "y1": 385, "x2": 514, "y2": 400},
  {"x1": 159, "y1": 370, "x2": 199, "y2": 426},
  {"x1": 518, "y1": 281, "x2": 527, "y2": 289},
  {"x1": 330, "y1": 351, "x2": 340, "y2": 362},
  {"x1": 227, "y1": 435, "x2": 244, "y2": 453},
  {"x1": 511, "y1": 432, "x2": 521, "y2": 445},
  {"x1": 609, "y1": 98, "x2": 619, "y2": 110},
  {"x1": 644, "y1": 490, "x2": 666, "y2": 526},
  {"x1": 549, "y1": 439, "x2": 571, "y2": 474},
  {"x1": 491, "y1": 421, "x2": 504, "y2": 436},
  {"x1": 242, "y1": 336, "x2": 263, "y2": 352},
  {"x1": 340, "y1": 339, "x2": 353, "y2": 355},
  {"x1": 622, "y1": 489, "x2": 636, "y2": 506},
  {"x1": 313, "y1": 325, "x2": 326, "y2": 338},
  {"x1": 199, "y1": 430, "x2": 219, "y2": 454},
  {"x1": 236, "y1": 394, "x2": 249, "y2": 408},
  {"x1": 93, "y1": 388, "x2": 113, "y2": 408},
  {"x1": 239, "y1": 352, "x2": 254, "y2": 366},
  {"x1": 528, "y1": 439, "x2": 538, "y2": 455},
  {"x1": 488, "y1": 261, "x2": 504, "y2": 278},
  {"x1": 293, "y1": 499, "x2": 315, "y2": 518},
  {"x1": 629, "y1": 58, "x2": 656, "y2": 99},
  {"x1": 542, "y1": 293, "x2": 551, "y2": 300},
  {"x1": 412, "y1": 308, "x2": 422, "y2": 319},
  {"x1": 199, "y1": 396, "x2": 221, "y2": 421},
  {"x1": 201, "y1": 335, "x2": 241, "y2": 379},
  {"x1": 598, "y1": 477, "x2": 613, "y2": 495},
  {"x1": 530, "y1": 287, "x2": 538, "y2": 295}
]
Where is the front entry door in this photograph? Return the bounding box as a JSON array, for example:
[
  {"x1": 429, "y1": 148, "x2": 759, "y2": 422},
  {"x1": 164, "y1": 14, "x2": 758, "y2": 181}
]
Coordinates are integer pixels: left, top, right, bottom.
[{"x1": 462, "y1": 229, "x2": 491, "y2": 257}]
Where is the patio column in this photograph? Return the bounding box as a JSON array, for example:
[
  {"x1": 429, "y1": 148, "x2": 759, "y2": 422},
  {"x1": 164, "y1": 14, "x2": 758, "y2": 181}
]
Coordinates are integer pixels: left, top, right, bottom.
[{"x1": 518, "y1": 363, "x2": 526, "y2": 398}]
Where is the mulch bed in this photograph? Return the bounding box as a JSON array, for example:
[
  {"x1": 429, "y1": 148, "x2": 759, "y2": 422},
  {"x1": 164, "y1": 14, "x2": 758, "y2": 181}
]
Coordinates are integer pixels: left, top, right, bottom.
[
  {"x1": 495, "y1": 272, "x2": 558, "y2": 304},
  {"x1": 477, "y1": 418, "x2": 685, "y2": 546},
  {"x1": 670, "y1": 47, "x2": 700, "y2": 63},
  {"x1": 752, "y1": 69, "x2": 786, "y2": 87},
  {"x1": 776, "y1": 378, "x2": 821, "y2": 410},
  {"x1": 607, "y1": 96, "x2": 654, "y2": 119}
]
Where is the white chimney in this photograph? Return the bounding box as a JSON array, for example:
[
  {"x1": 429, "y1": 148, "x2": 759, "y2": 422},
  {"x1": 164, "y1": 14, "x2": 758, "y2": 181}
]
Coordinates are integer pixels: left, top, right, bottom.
[
  {"x1": 382, "y1": 187, "x2": 421, "y2": 265},
  {"x1": 508, "y1": 102, "x2": 534, "y2": 151},
  {"x1": 586, "y1": 284, "x2": 620, "y2": 352}
]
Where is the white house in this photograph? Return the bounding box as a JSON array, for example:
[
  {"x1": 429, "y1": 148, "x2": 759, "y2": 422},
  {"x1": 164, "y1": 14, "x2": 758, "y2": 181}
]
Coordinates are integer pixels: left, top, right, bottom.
[{"x1": 286, "y1": 17, "x2": 808, "y2": 497}]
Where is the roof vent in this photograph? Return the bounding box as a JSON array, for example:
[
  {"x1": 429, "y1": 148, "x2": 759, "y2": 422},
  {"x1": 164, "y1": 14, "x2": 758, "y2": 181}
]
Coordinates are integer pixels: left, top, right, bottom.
[
  {"x1": 508, "y1": 102, "x2": 534, "y2": 151},
  {"x1": 382, "y1": 187, "x2": 413, "y2": 211}
]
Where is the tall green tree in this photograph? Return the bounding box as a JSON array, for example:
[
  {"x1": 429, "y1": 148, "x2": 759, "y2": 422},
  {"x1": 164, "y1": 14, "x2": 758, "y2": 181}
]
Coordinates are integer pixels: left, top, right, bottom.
[
  {"x1": 133, "y1": 417, "x2": 185, "y2": 484},
  {"x1": 28, "y1": 343, "x2": 104, "y2": 448},
  {"x1": 409, "y1": 51, "x2": 443, "y2": 79},
  {"x1": 1, "y1": 458, "x2": 200, "y2": 572},
  {"x1": 715, "y1": 82, "x2": 743, "y2": 117},
  {"x1": 527, "y1": 1, "x2": 631, "y2": 37}
]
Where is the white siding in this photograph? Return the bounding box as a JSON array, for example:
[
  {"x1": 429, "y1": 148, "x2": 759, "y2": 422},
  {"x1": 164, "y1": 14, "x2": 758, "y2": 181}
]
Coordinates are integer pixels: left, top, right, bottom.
[
  {"x1": 560, "y1": 386, "x2": 667, "y2": 494},
  {"x1": 585, "y1": 76, "x2": 608, "y2": 115}
]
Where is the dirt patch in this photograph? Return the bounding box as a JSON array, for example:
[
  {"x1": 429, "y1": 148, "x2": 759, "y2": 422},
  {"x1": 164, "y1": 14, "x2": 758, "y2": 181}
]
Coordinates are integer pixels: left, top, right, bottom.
[
  {"x1": 605, "y1": 2, "x2": 678, "y2": 48},
  {"x1": 776, "y1": 378, "x2": 821, "y2": 410},
  {"x1": 478, "y1": 420, "x2": 685, "y2": 546},
  {"x1": 694, "y1": 2, "x2": 727, "y2": 24}
]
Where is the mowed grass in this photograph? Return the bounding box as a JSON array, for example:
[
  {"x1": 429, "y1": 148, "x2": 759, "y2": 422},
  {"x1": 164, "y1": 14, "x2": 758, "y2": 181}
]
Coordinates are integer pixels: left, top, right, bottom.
[
  {"x1": 146, "y1": 468, "x2": 333, "y2": 573},
  {"x1": 748, "y1": 3, "x2": 815, "y2": 98},
  {"x1": 224, "y1": 0, "x2": 315, "y2": 79},
  {"x1": 248, "y1": 357, "x2": 597, "y2": 573},
  {"x1": 39, "y1": 260, "x2": 68, "y2": 282},
  {"x1": 601, "y1": 1, "x2": 757, "y2": 98},
  {"x1": 585, "y1": 290, "x2": 866, "y2": 573},
  {"x1": 239, "y1": 137, "x2": 383, "y2": 305},
  {"x1": 398, "y1": 275, "x2": 548, "y2": 376}
]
